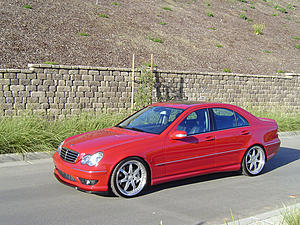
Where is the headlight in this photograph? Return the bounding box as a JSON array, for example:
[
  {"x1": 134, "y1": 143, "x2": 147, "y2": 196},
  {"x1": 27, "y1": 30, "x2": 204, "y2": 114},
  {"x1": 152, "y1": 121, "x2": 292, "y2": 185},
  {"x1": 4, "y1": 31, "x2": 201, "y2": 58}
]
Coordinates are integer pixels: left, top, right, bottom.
[
  {"x1": 57, "y1": 141, "x2": 64, "y2": 154},
  {"x1": 81, "y1": 152, "x2": 103, "y2": 167}
]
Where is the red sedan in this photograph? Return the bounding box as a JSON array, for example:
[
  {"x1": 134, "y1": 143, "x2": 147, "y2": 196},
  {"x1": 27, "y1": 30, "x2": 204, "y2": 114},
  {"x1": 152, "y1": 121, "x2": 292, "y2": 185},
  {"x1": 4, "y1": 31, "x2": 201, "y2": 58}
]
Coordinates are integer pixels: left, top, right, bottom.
[{"x1": 53, "y1": 102, "x2": 280, "y2": 197}]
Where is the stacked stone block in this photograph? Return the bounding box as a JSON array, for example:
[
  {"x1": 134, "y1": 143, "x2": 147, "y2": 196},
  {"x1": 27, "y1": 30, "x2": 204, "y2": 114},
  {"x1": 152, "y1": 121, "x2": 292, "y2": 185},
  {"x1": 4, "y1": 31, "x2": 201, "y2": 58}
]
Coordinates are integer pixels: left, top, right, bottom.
[{"x1": 0, "y1": 64, "x2": 299, "y2": 117}]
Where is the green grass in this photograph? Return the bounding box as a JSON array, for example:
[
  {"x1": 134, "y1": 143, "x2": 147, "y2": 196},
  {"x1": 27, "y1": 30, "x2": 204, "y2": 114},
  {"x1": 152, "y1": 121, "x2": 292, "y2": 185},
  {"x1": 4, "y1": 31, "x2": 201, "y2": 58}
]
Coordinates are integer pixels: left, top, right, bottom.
[
  {"x1": 262, "y1": 49, "x2": 271, "y2": 53},
  {"x1": 159, "y1": 22, "x2": 168, "y2": 25},
  {"x1": 237, "y1": 0, "x2": 248, "y2": 3},
  {"x1": 216, "y1": 44, "x2": 223, "y2": 48},
  {"x1": 162, "y1": 7, "x2": 172, "y2": 11},
  {"x1": 281, "y1": 205, "x2": 300, "y2": 225},
  {"x1": 250, "y1": 5, "x2": 255, "y2": 9},
  {"x1": 148, "y1": 36, "x2": 163, "y2": 43},
  {"x1": 43, "y1": 61, "x2": 58, "y2": 65},
  {"x1": 253, "y1": 23, "x2": 265, "y2": 35},
  {"x1": 98, "y1": 13, "x2": 109, "y2": 18},
  {"x1": 277, "y1": 70, "x2": 285, "y2": 73},
  {"x1": 296, "y1": 45, "x2": 300, "y2": 50},
  {"x1": 209, "y1": 27, "x2": 217, "y2": 30},
  {"x1": 112, "y1": 2, "x2": 120, "y2": 5},
  {"x1": 205, "y1": 2, "x2": 211, "y2": 7},
  {"x1": 207, "y1": 12, "x2": 214, "y2": 17},
  {"x1": 23, "y1": 5, "x2": 33, "y2": 9},
  {"x1": 274, "y1": 5, "x2": 287, "y2": 13},
  {"x1": 246, "y1": 108, "x2": 300, "y2": 132},
  {"x1": 78, "y1": 32, "x2": 89, "y2": 36},
  {"x1": 272, "y1": 13, "x2": 278, "y2": 16},
  {"x1": 292, "y1": 36, "x2": 300, "y2": 40},
  {"x1": 240, "y1": 13, "x2": 247, "y2": 20},
  {"x1": 0, "y1": 112, "x2": 125, "y2": 154},
  {"x1": 224, "y1": 68, "x2": 231, "y2": 73}
]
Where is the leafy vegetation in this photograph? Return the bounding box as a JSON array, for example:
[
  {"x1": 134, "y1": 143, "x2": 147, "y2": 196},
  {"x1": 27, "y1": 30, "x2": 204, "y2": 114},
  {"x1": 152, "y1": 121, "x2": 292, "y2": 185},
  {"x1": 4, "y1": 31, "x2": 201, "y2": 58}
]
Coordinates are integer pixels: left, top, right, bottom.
[
  {"x1": 277, "y1": 70, "x2": 285, "y2": 73},
  {"x1": 98, "y1": 13, "x2": 109, "y2": 18},
  {"x1": 112, "y1": 2, "x2": 120, "y2": 6},
  {"x1": 159, "y1": 22, "x2": 168, "y2": 25},
  {"x1": 43, "y1": 61, "x2": 58, "y2": 65},
  {"x1": 216, "y1": 44, "x2": 223, "y2": 48},
  {"x1": 292, "y1": 36, "x2": 300, "y2": 40},
  {"x1": 148, "y1": 36, "x2": 163, "y2": 43},
  {"x1": 0, "y1": 112, "x2": 125, "y2": 154},
  {"x1": 162, "y1": 7, "x2": 172, "y2": 11},
  {"x1": 207, "y1": 11, "x2": 214, "y2": 17},
  {"x1": 296, "y1": 45, "x2": 300, "y2": 50},
  {"x1": 281, "y1": 205, "x2": 300, "y2": 225},
  {"x1": 253, "y1": 23, "x2": 265, "y2": 35},
  {"x1": 240, "y1": 13, "x2": 247, "y2": 20},
  {"x1": 224, "y1": 68, "x2": 231, "y2": 73},
  {"x1": 237, "y1": 0, "x2": 248, "y2": 3},
  {"x1": 78, "y1": 32, "x2": 89, "y2": 36},
  {"x1": 274, "y1": 5, "x2": 287, "y2": 13},
  {"x1": 23, "y1": 5, "x2": 33, "y2": 9}
]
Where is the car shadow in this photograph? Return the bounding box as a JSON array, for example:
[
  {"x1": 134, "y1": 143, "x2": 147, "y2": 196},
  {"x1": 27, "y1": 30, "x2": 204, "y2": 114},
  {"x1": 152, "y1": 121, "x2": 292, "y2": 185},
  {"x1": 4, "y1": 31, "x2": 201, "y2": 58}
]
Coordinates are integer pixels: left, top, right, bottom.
[
  {"x1": 263, "y1": 147, "x2": 300, "y2": 173},
  {"x1": 95, "y1": 147, "x2": 300, "y2": 198}
]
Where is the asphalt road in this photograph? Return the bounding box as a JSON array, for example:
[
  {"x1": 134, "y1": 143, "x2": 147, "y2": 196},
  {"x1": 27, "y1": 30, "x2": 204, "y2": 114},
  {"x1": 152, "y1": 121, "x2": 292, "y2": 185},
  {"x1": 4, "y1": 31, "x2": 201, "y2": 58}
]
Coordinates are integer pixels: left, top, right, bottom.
[{"x1": 0, "y1": 136, "x2": 299, "y2": 225}]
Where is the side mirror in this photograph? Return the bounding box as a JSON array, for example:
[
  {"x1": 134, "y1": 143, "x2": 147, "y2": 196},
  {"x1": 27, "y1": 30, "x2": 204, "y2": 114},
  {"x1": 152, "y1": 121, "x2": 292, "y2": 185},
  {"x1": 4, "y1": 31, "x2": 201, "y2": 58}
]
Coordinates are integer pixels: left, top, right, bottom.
[{"x1": 171, "y1": 130, "x2": 187, "y2": 140}]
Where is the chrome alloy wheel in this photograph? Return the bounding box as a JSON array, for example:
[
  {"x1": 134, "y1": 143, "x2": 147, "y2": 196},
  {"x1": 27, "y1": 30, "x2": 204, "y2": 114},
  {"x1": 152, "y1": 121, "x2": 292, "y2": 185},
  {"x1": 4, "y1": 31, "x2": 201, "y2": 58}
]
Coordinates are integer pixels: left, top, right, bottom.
[
  {"x1": 245, "y1": 146, "x2": 266, "y2": 175},
  {"x1": 115, "y1": 159, "x2": 147, "y2": 197}
]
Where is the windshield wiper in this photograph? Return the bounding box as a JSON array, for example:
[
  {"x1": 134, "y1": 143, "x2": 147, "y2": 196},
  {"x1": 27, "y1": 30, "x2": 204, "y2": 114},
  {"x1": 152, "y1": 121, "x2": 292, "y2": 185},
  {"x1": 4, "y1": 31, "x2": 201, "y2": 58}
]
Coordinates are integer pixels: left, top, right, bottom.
[{"x1": 124, "y1": 127, "x2": 145, "y2": 132}]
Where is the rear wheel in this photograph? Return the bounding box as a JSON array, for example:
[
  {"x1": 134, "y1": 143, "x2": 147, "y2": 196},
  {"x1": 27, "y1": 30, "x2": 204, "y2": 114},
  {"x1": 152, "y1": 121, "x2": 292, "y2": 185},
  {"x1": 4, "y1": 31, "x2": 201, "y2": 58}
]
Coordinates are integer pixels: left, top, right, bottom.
[
  {"x1": 242, "y1": 145, "x2": 266, "y2": 176},
  {"x1": 110, "y1": 157, "x2": 148, "y2": 198}
]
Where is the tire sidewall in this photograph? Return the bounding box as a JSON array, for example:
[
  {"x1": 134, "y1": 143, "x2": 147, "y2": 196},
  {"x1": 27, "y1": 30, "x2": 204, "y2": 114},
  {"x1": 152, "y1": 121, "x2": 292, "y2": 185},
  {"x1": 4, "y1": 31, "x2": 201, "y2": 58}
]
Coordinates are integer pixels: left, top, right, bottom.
[{"x1": 242, "y1": 145, "x2": 266, "y2": 176}]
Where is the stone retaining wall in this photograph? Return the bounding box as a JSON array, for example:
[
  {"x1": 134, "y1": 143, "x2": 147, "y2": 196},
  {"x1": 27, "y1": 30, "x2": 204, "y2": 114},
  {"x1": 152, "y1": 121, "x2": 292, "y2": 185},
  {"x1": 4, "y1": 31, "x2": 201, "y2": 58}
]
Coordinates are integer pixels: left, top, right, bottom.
[{"x1": 0, "y1": 64, "x2": 299, "y2": 116}]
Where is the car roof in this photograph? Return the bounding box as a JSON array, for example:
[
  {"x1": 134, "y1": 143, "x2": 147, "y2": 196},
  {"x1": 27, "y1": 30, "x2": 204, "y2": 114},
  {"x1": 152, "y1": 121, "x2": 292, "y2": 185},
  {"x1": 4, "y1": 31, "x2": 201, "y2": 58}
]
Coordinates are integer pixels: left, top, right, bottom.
[{"x1": 151, "y1": 101, "x2": 230, "y2": 109}]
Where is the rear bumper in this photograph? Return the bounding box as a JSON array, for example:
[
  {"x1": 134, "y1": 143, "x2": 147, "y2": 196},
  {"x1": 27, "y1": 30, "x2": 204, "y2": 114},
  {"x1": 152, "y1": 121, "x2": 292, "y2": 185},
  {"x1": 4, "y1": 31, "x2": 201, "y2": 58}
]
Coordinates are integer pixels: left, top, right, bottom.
[
  {"x1": 265, "y1": 139, "x2": 281, "y2": 160},
  {"x1": 52, "y1": 152, "x2": 110, "y2": 192}
]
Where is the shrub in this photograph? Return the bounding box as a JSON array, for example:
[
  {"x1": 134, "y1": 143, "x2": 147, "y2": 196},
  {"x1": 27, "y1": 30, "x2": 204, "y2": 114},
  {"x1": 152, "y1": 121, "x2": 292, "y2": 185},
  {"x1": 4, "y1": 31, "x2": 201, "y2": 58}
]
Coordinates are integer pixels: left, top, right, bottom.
[
  {"x1": 23, "y1": 5, "x2": 33, "y2": 9},
  {"x1": 253, "y1": 23, "x2": 265, "y2": 35},
  {"x1": 98, "y1": 13, "x2": 109, "y2": 18}
]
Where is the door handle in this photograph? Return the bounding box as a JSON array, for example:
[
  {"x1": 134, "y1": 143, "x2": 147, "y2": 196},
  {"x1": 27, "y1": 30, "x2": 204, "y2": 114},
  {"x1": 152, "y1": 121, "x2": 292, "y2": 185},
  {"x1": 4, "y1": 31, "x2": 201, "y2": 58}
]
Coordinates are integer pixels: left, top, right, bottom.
[
  {"x1": 205, "y1": 136, "x2": 215, "y2": 141},
  {"x1": 241, "y1": 130, "x2": 250, "y2": 135}
]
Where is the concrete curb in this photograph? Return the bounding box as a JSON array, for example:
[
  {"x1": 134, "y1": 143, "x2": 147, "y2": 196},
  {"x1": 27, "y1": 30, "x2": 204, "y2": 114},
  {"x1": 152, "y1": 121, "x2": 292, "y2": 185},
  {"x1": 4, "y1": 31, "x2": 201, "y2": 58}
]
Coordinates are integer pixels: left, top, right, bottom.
[{"x1": 222, "y1": 203, "x2": 300, "y2": 225}]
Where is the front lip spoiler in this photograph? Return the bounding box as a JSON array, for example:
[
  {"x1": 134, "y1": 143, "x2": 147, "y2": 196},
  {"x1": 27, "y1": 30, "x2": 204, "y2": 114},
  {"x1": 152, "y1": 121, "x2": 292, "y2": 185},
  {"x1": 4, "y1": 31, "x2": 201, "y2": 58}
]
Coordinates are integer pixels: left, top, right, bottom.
[{"x1": 54, "y1": 173, "x2": 110, "y2": 195}]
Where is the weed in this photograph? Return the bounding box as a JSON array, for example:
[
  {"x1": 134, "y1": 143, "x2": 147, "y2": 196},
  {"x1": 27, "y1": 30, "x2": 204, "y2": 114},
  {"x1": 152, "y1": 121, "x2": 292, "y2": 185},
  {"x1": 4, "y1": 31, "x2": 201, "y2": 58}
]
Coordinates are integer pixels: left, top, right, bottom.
[
  {"x1": 162, "y1": 7, "x2": 172, "y2": 11},
  {"x1": 207, "y1": 12, "x2": 214, "y2": 17},
  {"x1": 296, "y1": 45, "x2": 300, "y2": 50},
  {"x1": 98, "y1": 13, "x2": 109, "y2": 18},
  {"x1": 78, "y1": 32, "x2": 89, "y2": 36},
  {"x1": 250, "y1": 5, "x2": 255, "y2": 9},
  {"x1": 242, "y1": 8, "x2": 247, "y2": 11},
  {"x1": 240, "y1": 13, "x2": 247, "y2": 20},
  {"x1": 274, "y1": 5, "x2": 287, "y2": 13},
  {"x1": 272, "y1": 13, "x2": 278, "y2": 16},
  {"x1": 23, "y1": 5, "x2": 32, "y2": 9},
  {"x1": 253, "y1": 23, "x2": 265, "y2": 35},
  {"x1": 159, "y1": 22, "x2": 168, "y2": 25},
  {"x1": 237, "y1": 0, "x2": 248, "y2": 3},
  {"x1": 287, "y1": 4, "x2": 295, "y2": 10},
  {"x1": 281, "y1": 205, "x2": 300, "y2": 225},
  {"x1": 277, "y1": 70, "x2": 285, "y2": 73},
  {"x1": 216, "y1": 44, "x2": 223, "y2": 48},
  {"x1": 292, "y1": 36, "x2": 300, "y2": 40},
  {"x1": 112, "y1": 2, "x2": 120, "y2": 5},
  {"x1": 262, "y1": 49, "x2": 270, "y2": 53},
  {"x1": 247, "y1": 18, "x2": 253, "y2": 22},
  {"x1": 205, "y1": 2, "x2": 211, "y2": 7},
  {"x1": 286, "y1": 15, "x2": 291, "y2": 20},
  {"x1": 224, "y1": 68, "x2": 231, "y2": 73},
  {"x1": 43, "y1": 61, "x2": 58, "y2": 65},
  {"x1": 209, "y1": 27, "x2": 217, "y2": 30},
  {"x1": 148, "y1": 36, "x2": 163, "y2": 43}
]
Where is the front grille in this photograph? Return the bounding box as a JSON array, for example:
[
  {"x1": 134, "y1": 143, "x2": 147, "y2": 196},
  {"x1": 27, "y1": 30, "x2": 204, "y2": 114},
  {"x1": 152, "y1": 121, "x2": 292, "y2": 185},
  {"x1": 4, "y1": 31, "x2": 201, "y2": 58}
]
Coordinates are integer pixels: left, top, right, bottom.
[
  {"x1": 60, "y1": 147, "x2": 79, "y2": 163},
  {"x1": 57, "y1": 168, "x2": 76, "y2": 182}
]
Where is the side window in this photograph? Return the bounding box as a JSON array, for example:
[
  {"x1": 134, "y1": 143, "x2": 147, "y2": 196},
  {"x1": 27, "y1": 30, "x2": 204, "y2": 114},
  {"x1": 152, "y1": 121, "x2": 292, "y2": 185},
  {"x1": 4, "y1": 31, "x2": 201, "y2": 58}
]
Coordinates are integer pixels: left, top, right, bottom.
[
  {"x1": 212, "y1": 108, "x2": 236, "y2": 130},
  {"x1": 177, "y1": 109, "x2": 209, "y2": 135},
  {"x1": 235, "y1": 112, "x2": 249, "y2": 127}
]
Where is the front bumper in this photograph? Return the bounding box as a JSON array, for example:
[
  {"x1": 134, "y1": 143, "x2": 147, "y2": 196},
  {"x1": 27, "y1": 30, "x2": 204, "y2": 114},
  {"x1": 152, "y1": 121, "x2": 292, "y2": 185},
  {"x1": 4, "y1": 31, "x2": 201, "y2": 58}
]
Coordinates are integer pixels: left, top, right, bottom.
[{"x1": 53, "y1": 152, "x2": 110, "y2": 192}]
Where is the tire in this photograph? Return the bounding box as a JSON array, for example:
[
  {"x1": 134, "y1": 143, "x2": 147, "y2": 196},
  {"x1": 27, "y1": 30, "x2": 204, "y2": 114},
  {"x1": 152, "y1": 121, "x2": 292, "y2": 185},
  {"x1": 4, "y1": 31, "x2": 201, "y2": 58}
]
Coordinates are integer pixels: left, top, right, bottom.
[
  {"x1": 110, "y1": 157, "x2": 149, "y2": 198},
  {"x1": 242, "y1": 145, "x2": 266, "y2": 176}
]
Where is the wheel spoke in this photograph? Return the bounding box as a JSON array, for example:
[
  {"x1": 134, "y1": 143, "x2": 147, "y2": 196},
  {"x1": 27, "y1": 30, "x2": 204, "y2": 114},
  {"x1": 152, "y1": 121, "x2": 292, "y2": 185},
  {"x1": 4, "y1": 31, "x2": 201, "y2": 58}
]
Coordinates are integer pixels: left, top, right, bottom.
[
  {"x1": 124, "y1": 181, "x2": 130, "y2": 191},
  {"x1": 131, "y1": 180, "x2": 136, "y2": 190},
  {"x1": 129, "y1": 163, "x2": 133, "y2": 174},
  {"x1": 120, "y1": 168, "x2": 128, "y2": 176},
  {"x1": 119, "y1": 177, "x2": 127, "y2": 184}
]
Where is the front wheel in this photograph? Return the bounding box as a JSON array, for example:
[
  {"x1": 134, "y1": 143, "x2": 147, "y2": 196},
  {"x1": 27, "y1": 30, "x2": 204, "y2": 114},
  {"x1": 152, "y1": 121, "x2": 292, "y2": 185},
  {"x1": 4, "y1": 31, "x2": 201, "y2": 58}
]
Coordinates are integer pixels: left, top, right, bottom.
[
  {"x1": 242, "y1": 145, "x2": 266, "y2": 176},
  {"x1": 110, "y1": 157, "x2": 148, "y2": 198}
]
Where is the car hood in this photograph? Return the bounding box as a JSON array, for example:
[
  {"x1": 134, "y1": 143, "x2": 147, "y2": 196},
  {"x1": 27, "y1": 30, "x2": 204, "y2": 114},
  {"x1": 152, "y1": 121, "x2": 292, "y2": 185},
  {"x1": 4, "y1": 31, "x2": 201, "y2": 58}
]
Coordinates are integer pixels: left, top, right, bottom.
[{"x1": 63, "y1": 127, "x2": 150, "y2": 154}]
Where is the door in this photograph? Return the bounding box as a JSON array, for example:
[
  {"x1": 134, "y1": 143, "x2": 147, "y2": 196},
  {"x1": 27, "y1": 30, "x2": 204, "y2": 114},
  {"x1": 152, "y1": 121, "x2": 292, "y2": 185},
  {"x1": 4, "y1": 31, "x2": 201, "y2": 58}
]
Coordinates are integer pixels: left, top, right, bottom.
[{"x1": 163, "y1": 108, "x2": 217, "y2": 177}]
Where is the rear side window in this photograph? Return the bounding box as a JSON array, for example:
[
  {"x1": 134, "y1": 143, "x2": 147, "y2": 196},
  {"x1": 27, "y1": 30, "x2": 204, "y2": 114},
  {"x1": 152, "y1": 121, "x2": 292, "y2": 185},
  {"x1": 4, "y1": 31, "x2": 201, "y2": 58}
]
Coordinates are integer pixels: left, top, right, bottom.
[
  {"x1": 212, "y1": 108, "x2": 236, "y2": 130},
  {"x1": 235, "y1": 112, "x2": 249, "y2": 127}
]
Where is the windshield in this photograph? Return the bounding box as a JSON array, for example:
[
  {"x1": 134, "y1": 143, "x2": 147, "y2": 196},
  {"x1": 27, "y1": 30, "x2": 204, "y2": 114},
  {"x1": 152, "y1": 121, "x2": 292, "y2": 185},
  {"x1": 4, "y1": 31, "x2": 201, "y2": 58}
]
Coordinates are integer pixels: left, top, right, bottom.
[{"x1": 116, "y1": 106, "x2": 184, "y2": 134}]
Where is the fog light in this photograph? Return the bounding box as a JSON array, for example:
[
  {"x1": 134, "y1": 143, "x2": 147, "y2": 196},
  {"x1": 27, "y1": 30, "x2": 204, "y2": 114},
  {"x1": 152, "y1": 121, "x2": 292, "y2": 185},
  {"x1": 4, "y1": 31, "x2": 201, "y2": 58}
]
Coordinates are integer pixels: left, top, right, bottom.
[{"x1": 78, "y1": 177, "x2": 98, "y2": 185}]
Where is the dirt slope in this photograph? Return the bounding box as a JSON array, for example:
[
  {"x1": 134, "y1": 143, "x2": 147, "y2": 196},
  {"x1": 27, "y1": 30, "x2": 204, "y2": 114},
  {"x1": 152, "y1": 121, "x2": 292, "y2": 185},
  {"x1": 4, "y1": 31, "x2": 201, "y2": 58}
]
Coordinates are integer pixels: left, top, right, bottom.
[{"x1": 0, "y1": 0, "x2": 299, "y2": 74}]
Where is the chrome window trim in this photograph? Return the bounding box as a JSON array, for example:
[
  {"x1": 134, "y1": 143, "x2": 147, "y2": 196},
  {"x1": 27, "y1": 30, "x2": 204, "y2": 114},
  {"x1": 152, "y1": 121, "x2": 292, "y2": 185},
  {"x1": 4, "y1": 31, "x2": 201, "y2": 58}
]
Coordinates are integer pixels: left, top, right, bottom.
[{"x1": 155, "y1": 148, "x2": 245, "y2": 166}]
